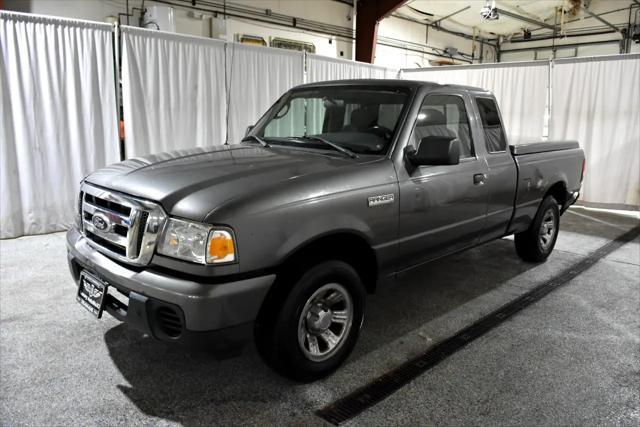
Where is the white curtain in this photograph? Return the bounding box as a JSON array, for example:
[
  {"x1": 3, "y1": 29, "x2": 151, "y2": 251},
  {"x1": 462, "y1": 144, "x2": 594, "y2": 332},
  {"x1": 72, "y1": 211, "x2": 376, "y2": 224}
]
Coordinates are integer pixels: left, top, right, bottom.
[
  {"x1": 121, "y1": 26, "x2": 226, "y2": 158},
  {"x1": 307, "y1": 54, "x2": 398, "y2": 83},
  {"x1": 1, "y1": 12, "x2": 119, "y2": 239},
  {"x1": 369, "y1": 64, "x2": 399, "y2": 79},
  {"x1": 401, "y1": 61, "x2": 549, "y2": 143},
  {"x1": 225, "y1": 43, "x2": 304, "y2": 144},
  {"x1": 550, "y1": 54, "x2": 640, "y2": 207}
]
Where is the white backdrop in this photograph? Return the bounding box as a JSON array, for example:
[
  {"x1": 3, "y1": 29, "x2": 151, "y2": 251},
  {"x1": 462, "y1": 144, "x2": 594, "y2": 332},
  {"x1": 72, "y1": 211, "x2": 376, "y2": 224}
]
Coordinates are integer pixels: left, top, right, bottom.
[
  {"x1": 401, "y1": 61, "x2": 550, "y2": 142},
  {"x1": 121, "y1": 27, "x2": 226, "y2": 158},
  {"x1": 225, "y1": 43, "x2": 304, "y2": 144},
  {"x1": 550, "y1": 54, "x2": 640, "y2": 207},
  {"x1": 307, "y1": 54, "x2": 398, "y2": 83},
  {"x1": 0, "y1": 12, "x2": 119, "y2": 239}
]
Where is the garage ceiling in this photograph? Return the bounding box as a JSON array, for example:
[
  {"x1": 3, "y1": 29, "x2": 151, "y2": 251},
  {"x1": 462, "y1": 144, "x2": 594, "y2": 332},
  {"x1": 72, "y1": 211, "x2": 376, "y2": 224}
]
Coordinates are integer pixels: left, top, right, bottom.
[
  {"x1": 404, "y1": 1, "x2": 563, "y2": 35},
  {"x1": 399, "y1": 0, "x2": 605, "y2": 38}
]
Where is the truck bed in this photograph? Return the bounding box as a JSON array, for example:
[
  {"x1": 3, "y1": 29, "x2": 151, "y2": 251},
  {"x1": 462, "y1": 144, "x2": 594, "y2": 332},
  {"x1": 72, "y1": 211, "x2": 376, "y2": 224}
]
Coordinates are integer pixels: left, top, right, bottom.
[{"x1": 507, "y1": 141, "x2": 584, "y2": 235}]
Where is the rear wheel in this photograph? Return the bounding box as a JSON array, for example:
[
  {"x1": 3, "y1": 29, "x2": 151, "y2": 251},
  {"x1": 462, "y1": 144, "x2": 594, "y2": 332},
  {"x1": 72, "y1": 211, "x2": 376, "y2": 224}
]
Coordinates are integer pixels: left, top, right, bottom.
[
  {"x1": 514, "y1": 195, "x2": 560, "y2": 262},
  {"x1": 254, "y1": 260, "x2": 365, "y2": 382}
]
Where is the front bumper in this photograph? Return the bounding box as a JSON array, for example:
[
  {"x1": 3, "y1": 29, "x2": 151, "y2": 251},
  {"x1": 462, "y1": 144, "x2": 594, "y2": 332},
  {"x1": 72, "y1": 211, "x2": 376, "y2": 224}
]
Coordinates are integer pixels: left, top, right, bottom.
[{"x1": 66, "y1": 227, "x2": 275, "y2": 343}]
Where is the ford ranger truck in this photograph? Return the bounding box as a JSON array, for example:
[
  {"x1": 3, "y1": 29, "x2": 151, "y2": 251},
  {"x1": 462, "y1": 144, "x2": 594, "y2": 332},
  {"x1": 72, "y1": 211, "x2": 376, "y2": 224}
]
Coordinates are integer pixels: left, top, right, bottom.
[{"x1": 67, "y1": 80, "x2": 585, "y2": 382}]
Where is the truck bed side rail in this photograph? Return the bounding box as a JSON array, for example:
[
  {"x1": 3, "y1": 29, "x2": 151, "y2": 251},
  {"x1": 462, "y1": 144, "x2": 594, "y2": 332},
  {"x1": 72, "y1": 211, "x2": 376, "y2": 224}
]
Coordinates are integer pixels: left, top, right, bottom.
[{"x1": 510, "y1": 141, "x2": 580, "y2": 156}]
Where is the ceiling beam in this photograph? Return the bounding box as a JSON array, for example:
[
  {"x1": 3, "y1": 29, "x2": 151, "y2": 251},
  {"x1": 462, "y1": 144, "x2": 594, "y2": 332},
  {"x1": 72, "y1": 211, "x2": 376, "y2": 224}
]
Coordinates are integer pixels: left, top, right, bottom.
[
  {"x1": 495, "y1": 8, "x2": 555, "y2": 30},
  {"x1": 356, "y1": 0, "x2": 407, "y2": 63},
  {"x1": 584, "y1": 8, "x2": 622, "y2": 33},
  {"x1": 430, "y1": 5, "x2": 471, "y2": 26}
]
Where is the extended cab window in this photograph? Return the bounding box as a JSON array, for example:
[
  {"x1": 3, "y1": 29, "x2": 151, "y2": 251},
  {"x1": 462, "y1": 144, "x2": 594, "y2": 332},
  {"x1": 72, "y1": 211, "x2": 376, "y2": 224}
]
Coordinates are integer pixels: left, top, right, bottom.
[
  {"x1": 476, "y1": 97, "x2": 506, "y2": 152},
  {"x1": 410, "y1": 95, "x2": 474, "y2": 158}
]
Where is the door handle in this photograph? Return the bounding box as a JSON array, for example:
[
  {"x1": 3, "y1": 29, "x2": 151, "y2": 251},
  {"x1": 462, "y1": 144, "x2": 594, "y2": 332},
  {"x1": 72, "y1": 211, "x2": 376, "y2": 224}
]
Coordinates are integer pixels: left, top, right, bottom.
[{"x1": 473, "y1": 173, "x2": 486, "y2": 185}]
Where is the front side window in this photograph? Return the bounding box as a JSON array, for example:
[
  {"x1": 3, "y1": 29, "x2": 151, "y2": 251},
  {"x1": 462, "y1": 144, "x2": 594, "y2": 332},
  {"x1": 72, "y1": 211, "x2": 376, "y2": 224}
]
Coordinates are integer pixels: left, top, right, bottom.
[
  {"x1": 476, "y1": 97, "x2": 506, "y2": 152},
  {"x1": 409, "y1": 94, "x2": 475, "y2": 158},
  {"x1": 254, "y1": 87, "x2": 410, "y2": 156}
]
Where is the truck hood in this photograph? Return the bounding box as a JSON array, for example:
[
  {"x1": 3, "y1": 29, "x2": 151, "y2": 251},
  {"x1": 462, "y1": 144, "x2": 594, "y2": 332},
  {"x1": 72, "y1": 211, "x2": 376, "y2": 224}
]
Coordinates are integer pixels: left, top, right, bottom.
[{"x1": 85, "y1": 144, "x2": 368, "y2": 220}]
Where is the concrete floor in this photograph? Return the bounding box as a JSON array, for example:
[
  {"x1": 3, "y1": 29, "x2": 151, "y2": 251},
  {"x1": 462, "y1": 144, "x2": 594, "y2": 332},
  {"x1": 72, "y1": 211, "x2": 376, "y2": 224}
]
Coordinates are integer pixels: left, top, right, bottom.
[{"x1": 1, "y1": 206, "x2": 638, "y2": 426}]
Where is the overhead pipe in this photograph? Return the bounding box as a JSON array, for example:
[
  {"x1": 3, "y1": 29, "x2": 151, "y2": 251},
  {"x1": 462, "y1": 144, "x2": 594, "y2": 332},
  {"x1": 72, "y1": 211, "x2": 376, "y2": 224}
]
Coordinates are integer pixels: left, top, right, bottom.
[
  {"x1": 509, "y1": 29, "x2": 619, "y2": 44},
  {"x1": 495, "y1": 7, "x2": 555, "y2": 30},
  {"x1": 584, "y1": 8, "x2": 622, "y2": 33},
  {"x1": 153, "y1": 0, "x2": 355, "y2": 39},
  {"x1": 500, "y1": 38, "x2": 619, "y2": 54}
]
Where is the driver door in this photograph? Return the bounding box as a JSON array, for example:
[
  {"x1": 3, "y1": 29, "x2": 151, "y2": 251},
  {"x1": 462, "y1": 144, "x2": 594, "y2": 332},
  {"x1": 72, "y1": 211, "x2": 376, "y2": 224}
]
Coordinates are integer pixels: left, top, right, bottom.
[{"x1": 396, "y1": 92, "x2": 490, "y2": 271}]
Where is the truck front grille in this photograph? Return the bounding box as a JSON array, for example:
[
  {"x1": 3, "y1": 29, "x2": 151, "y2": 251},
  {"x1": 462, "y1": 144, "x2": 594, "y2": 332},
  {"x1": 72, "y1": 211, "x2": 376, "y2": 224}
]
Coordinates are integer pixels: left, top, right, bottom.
[{"x1": 79, "y1": 183, "x2": 167, "y2": 266}]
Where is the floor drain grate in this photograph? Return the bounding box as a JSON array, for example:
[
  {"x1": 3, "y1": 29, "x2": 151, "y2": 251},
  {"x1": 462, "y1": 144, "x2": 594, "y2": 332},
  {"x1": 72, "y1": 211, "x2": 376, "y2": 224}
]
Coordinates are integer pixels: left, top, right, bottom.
[{"x1": 316, "y1": 226, "x2": 640, "y2": 425}]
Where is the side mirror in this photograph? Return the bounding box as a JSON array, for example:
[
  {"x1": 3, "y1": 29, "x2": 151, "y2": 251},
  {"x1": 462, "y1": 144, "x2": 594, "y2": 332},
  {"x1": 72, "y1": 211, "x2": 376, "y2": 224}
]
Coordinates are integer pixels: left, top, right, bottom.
[
  {"x1": 405, "y1": 136, "x2": 460, "y2": 166},
  {"x1": 245, "y1": 125, "x2": 254, "y2": 137}
]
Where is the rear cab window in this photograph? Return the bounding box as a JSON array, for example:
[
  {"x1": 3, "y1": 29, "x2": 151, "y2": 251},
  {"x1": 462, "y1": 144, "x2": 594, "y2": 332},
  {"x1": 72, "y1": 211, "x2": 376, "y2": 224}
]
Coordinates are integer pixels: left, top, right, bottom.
[
  {"x1": 475, "y1": 97, "x2": 507, "y2": 153},
  {"x1": 409, "y1": 94, "x2": 476, "y2": 159}
]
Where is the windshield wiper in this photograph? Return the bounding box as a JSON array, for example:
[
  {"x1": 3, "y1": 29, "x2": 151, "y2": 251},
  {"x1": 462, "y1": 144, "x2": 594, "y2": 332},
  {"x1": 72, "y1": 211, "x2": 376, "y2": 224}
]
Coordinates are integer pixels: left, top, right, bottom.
[
  {"x1": 241, "y1": 135, "x2": 270, "y2": 148},
  {"x1": 296, "y1": 136, "x2": 359, "y2": 159}
]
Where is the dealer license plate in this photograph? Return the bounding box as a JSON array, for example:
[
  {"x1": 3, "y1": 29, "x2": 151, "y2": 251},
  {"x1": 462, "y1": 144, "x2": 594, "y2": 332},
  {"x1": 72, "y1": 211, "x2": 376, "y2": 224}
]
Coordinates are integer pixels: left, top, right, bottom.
[{"x1": 76, "y1": 271, "x2": 107, "y2": 318}]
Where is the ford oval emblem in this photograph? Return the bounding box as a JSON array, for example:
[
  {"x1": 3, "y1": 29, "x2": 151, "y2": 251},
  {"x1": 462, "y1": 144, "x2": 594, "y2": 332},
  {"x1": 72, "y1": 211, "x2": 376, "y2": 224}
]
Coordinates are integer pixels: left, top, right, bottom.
[{"x1": 92, "y1": 213, "x2": 110, "y2": 232}]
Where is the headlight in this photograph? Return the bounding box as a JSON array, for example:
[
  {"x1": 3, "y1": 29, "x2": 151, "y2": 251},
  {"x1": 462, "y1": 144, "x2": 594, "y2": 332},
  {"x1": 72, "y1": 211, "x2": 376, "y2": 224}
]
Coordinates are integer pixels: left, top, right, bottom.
[{"x1": 157, "y1": 218, "x2": 236, "y2": 264}]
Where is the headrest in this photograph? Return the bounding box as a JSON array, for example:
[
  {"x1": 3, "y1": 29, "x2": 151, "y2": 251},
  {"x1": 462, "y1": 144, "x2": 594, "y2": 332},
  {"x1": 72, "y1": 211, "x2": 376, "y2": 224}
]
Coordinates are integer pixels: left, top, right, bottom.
[
  {"x1": 478, "y1": 102, "x2": 501, "y2": 126},
  {"x1": 418, "y1": 108, "x2": 446, "y2": 126},
  {"x1": 484, "y1": 110, "x2": 501, "y2": 126},
  {"x1": 323, "y1": 97, "x2": 344, "y2": 109}
]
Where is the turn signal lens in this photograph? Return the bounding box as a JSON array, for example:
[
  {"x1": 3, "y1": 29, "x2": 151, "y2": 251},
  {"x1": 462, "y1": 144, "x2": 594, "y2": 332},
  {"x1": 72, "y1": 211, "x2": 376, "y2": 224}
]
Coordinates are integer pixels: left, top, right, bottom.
[{"x1": 206, "y1": 230, "x2": 236, "y2": 264}]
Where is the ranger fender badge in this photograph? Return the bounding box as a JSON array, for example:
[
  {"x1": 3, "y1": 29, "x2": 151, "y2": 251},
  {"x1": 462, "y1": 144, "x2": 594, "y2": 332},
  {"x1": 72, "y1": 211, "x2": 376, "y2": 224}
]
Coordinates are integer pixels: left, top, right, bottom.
[{"x1": 368, "y1": 194, "x2": 395, "y2": 207}]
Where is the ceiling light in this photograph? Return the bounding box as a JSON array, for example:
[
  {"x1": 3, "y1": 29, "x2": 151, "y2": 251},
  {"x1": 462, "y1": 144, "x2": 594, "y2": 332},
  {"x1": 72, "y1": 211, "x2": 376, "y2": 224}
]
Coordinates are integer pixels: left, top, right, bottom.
[{"x1": 480, "y1": 0, "x2": 499, "y2": 20}]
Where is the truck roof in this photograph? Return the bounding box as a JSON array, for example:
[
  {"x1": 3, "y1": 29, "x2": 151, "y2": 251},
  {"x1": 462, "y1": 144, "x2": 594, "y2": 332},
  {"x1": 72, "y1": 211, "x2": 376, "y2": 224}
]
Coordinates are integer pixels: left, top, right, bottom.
[{"x1": 296, "y1": 79, "x2": 491, "y2": 94}]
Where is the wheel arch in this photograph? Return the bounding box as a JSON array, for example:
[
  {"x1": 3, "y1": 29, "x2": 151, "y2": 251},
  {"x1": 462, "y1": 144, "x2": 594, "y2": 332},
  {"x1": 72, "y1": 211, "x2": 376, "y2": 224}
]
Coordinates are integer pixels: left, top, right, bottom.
[
  {"x1": 278, "y1": 231, "x2": 378, "y2": 294},
  {"x1": 255, "y1": 231, "x2": 378, "y2": 327},
  {"x1": 544, "y1": 180, "x2": 569, "y2": 207}
]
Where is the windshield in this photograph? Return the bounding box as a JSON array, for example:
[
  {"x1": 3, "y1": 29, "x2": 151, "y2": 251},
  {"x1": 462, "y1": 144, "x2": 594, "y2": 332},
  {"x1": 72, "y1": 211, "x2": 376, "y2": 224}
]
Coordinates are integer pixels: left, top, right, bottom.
[{"x1": 250, "y1": 87, "x2": 411, "y2": 156}]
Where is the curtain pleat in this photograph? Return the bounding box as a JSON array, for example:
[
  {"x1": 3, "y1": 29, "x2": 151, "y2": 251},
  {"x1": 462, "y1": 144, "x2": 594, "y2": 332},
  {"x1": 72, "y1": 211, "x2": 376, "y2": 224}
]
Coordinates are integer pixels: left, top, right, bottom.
[
  {"x1": 0, "y1": 12, "x2": 119, "y2": 239},
  {"x1": 225, "y1": 43, "x2": 304, "y2": 144},
  {"x1": 550, "y1": 55, "x2": 640, "y2": 207},
  {"x1": 121, "y1": 27, "x2": 226, "y2": 158},
  {"x1": 307, "y1": 54, "x2": 398, "y2": 83}
]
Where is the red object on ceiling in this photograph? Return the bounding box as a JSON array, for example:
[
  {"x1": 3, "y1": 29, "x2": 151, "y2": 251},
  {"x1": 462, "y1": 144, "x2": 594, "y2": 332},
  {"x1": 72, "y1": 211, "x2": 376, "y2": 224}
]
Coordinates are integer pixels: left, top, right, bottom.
[{"x1": 355, "y1": 0, "x2": 406, "y2": 64}]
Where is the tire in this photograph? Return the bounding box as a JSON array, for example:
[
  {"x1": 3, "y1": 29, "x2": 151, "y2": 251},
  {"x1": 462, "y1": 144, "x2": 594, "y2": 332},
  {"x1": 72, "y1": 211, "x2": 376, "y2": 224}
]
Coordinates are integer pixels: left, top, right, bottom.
[
  {"x1": 254, "y1": 260, "x2": 366, "y2": 382},
  {"x1": 514, "y1": 195, "x2": 560, "y2": 262}
]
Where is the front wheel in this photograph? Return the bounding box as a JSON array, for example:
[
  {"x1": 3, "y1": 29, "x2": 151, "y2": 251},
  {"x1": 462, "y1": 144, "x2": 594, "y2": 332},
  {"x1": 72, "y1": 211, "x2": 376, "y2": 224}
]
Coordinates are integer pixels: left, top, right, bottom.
[
  {"x1": 514, "y1": 195, "x2": 560, "y2": 262},
  {"x1": 255, "y1": 260, "x2": 365, "y2": 382}
]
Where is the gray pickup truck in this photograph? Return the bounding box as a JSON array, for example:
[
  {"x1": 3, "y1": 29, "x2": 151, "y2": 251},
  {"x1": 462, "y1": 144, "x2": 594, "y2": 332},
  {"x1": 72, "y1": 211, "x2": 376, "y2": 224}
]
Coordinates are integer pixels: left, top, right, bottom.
[{"x1": 67, "y1": 80, "x2": 584, "y2": 381}]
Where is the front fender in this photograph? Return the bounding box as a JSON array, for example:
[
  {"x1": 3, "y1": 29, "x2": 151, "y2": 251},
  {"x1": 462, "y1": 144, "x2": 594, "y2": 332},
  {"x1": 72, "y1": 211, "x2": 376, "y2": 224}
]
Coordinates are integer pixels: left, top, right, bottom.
[{"x1": 274, "y1": 214, "x2": 374, "y2": 263}]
